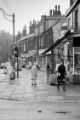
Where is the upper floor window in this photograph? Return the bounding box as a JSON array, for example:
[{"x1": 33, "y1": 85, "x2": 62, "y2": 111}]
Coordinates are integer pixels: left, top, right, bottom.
[
  {"x1": 24, "y1": 43, "x2": 26, "y2": 52},
  {"x1": 68, "y1": 18, "x2": 71, "y2": 29},
  {"x1": 75, "y1": 9, "x2": 78, "y2": 31},
  {"x1": 70, "y1": 0, "x2": 75, "y2": 6}
]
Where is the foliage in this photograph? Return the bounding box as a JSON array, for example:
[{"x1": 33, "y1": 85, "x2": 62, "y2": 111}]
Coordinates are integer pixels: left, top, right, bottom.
[{"x1": 0, "y1": 31, "x2": 13, "y2": 63}]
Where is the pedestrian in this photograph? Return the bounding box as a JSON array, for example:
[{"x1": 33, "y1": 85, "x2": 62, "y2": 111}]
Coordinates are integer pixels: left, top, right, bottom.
[
  {"x1": 46, "y1": 63, "x2": 51, "y2": 84},
  {"x1": 29, "y1": 61, "x2": 32, "y2": 69},
  {"x1": 57, "y1": 59, "x2": 66, "y2": 91},
  {"x1": 9, "y1": 67, "x2": 16, "y2": 84},
  {"x1": 31, "y1": 62, "x2": 38, "y2": 86}
]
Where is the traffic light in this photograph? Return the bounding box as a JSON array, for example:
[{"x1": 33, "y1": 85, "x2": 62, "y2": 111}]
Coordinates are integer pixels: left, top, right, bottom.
[{"x1": 14, "y1": 46, "x2": 18, "y2": 57}]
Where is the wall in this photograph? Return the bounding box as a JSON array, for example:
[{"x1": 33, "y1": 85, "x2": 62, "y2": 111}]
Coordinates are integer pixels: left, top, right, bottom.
[
  {"x1": 67, "y1": 2, "x2": 80, "y2": 31},
  {"x1": 67, "y1": 12, "x2": 73, "y2": 30},
  {"x1": 52, "y1": 18, "x2": 67, "y2": 42}
]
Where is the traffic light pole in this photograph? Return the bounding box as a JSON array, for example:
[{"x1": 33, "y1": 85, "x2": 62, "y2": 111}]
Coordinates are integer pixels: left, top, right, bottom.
[
  {"x1": 14, "y1": 46, "x2": 19, "y2": 78},
  {"x1": 17, "y1": 55, "x2": 19, "y2": 78}
]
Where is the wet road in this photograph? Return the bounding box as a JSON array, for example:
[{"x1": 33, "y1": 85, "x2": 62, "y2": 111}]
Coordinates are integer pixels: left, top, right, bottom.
[{"x1": 0, "y1": 68, "x2": 80, "y2": 119}]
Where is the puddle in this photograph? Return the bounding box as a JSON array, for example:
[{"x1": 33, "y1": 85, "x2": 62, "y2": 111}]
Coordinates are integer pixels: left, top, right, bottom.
[
  {"x1": 55, "y1": 111, "x2": 71, "y2": 114},
  {"x1": 37, "y1": 110, "x2": 42, "y2": 113},
  {"x1": 75, "y1": 115, "x2": 80, "y2": 119}
]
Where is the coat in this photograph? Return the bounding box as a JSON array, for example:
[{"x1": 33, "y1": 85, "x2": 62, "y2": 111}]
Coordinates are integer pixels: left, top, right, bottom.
[{"x1": 31, "y1": 64, "x2": 37, "y2": 80}]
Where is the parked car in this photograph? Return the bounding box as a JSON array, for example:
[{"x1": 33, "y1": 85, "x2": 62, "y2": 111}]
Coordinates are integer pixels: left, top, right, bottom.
[{"x1": 0, "y1": 63, "x2": 7, "y2": 69}]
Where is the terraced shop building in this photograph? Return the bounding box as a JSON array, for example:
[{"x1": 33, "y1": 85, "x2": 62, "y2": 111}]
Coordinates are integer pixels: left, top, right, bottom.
[
  {"x1": 15, "y1": 33, "x2": 38, "y2": 65},
  {"x1": 29, "y1": 5, "x2": 66, "y2": 69},
  {"x1": 43, "y1": 0, "x2": 80, "y2": 84}
]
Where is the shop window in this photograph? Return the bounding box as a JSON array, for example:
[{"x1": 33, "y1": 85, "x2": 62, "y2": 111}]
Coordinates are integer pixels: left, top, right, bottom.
[
  {"x1": 68, "y1": 18, "x2": 71, "y2": 29},
  {"x1": 75, "y1": 54, "x2": 80, "y2": 67},
  {"x1": 24, "y1": 43, "x2": 26, "y2": 52}
]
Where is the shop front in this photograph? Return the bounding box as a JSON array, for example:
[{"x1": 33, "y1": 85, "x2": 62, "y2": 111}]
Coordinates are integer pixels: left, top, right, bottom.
[
  {"x1": 72, "y1": 36, "x2": 80, "y2": 84},
  {"x1": 39, "y1": 49, "x2": 52, "y2": 69}
]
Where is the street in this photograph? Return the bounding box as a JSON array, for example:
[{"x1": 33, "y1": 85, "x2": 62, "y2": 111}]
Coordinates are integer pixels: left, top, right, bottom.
[
  {"x1": 0, "y1": 0, "x2": 80, "y2": 119},
  {"x1": 0, "y1": 68, "x2": 80, "y2": 120}
]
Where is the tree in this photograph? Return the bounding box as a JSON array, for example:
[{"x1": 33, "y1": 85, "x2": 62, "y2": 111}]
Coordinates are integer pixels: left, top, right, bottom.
[{"x1": 0, "y1": 30, "x2": 13, "y2": 63}]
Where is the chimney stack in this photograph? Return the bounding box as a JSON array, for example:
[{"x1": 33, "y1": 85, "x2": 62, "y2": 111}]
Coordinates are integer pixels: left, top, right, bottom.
[
  {"x1": 30, "y1": 21, "x2": 32, "y2": 26},
  {"x1": 53, "y1": 5, "x2": 58, "y2": 16},
  {"x1": 55, "y1": 5, "x2": 57, "y2": 12},
  {"x1": 58, "y1": 5, "x2": 61, "y2": 15},
  {"x1": 50, "y1": 9, "x2": 52, "y2": 16}
]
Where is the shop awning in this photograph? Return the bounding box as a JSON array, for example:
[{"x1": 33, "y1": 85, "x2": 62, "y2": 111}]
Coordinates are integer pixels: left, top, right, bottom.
[
  {"x1": 39, "y1": 49, "x2": 51, "y2": 56},
  {"x1": 42, "y1": 30, "x2": 70, "y2": 55}
]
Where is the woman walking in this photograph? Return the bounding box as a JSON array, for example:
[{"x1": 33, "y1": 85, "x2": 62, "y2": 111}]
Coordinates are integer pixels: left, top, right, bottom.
[
  {"x1": 57, "y1": 60, "x2": 66, "y2": 91},
  {"x1": 46, "y1": 63, "x2": 51, "y2": 84},
  {"x1": 31, "y1": 63, "x2": 38, "y2": 86}
]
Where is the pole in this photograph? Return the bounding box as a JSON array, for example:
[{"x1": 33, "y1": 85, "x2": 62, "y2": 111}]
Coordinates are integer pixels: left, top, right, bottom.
[
  {"x1": 17, "y1": 55, "x2": 19, "y2": 78},
  {"x1": 73, "y1": 47, "x2": 75, "y2": 75},
  {"x1": 12, "y1": 13, "x2": 15, "y2": 43},
  {"x1": 12, "y1": 13, "x2": 15, "y2": 69},
  {"x1": 37, "y1": 36, "x2": 39, "y2": 62},
  {"x1": 12, "y1": 13, "x2": 19, "y2": 78}
]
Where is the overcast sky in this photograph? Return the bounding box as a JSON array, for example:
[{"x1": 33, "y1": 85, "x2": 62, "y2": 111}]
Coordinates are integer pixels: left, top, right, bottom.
[{"x1": 0, "y1": 0, "x2": 69, "y2": 34}]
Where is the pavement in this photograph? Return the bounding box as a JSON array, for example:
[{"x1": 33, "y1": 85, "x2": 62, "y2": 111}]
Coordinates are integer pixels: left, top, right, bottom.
[
  {"x1": 0, "y1": 68, "x2": 80, "y2": 119},
  {"x1": 0, "y1": 67, "x2": 80, "y2": 102}
]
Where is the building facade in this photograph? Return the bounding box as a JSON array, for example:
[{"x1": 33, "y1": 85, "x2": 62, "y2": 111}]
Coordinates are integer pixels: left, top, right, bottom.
[
  {"x1": 44, "y1": 0, "x2": 80, "y2": 83},
  {"x1": 66, "y1": 0, "x2": 80, "y2": 82},
  {"x1": 29, "y1": 5, "x2": 66, "y2": 69},
  {"x1": 16, "y1": 33, "x2": 38, "y2": 64},
  {"x1": 44, "y1": 0, "x2": 80, "y2": 79},
  {"x1": 15, "y1": 5, "x2": 67, "y2": 71}
]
